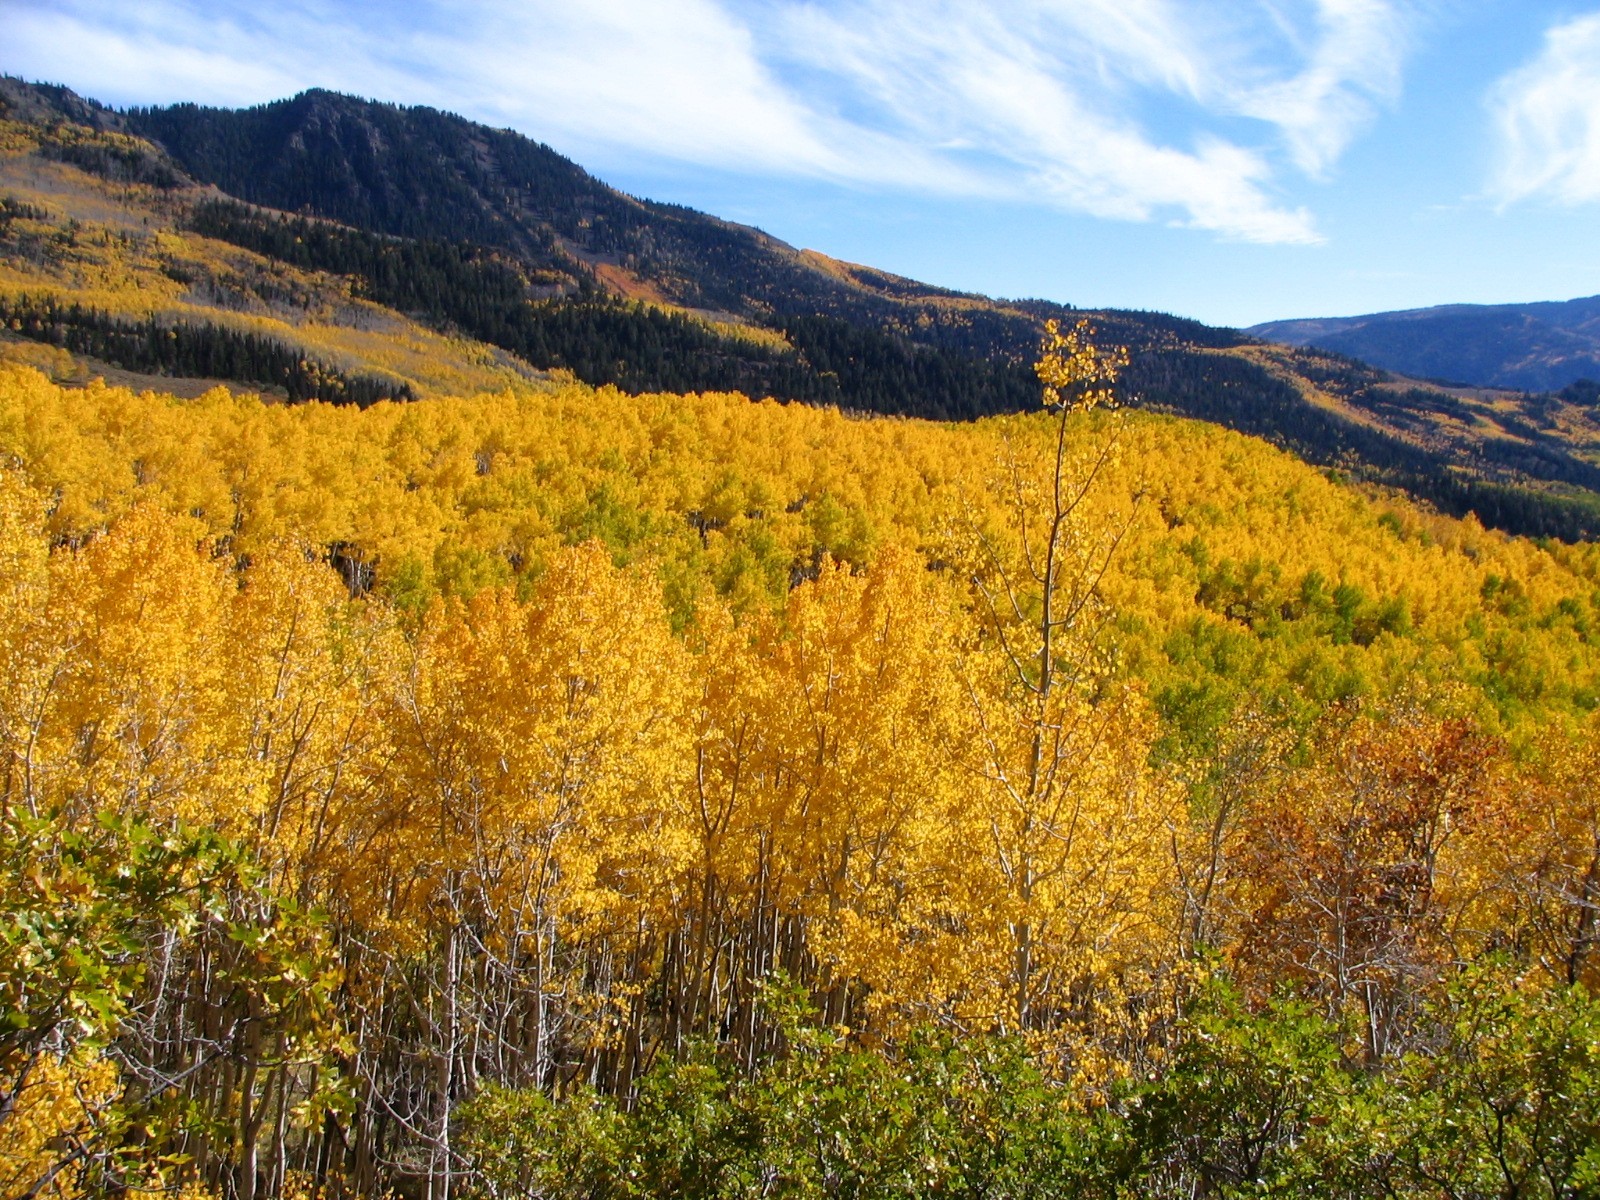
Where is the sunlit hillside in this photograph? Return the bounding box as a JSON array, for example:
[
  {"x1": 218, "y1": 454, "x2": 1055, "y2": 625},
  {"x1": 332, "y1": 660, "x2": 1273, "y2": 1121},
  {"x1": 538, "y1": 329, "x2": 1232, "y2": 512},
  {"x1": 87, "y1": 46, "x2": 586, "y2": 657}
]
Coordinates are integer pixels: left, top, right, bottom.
[
  {"x1": 6, "y1": 360, "x2": 1600, "y2": 725},
  {"x1": 8, "y1": 74, "x2": 1600, "y2": 539},
  {"x1": 7, "y1": 350, "x2": 1600, "y2": 1197},
  {"x1": 0, "y1": 108, "x2": 550, "y2": 399}
]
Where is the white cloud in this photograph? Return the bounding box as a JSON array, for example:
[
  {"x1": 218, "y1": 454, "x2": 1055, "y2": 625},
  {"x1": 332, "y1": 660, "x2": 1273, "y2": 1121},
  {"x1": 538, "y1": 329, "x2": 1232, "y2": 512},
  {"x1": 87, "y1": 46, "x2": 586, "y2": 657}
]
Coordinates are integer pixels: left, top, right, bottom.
[
  {"x1": 1488, "y1": 11, "x2": 1600, "y2": 207},
  {"x1": 0, "y1": 3, "x2": 313, "y2": 106},
  {"x1": 414, "y1": 2, "x2": 847, "y2": 177},
  {"x1": 0, "y1": 0, "x2": 1418, "y2": 244},
  {"x1": 0, "y1": 0, "x2": 965, "y2": 187},
  {"x1": 768, "y1": 0, "x2": 1412, "y2": 241},
  {"x1": 1224, "y1": 0, "x2": 1410, "y2": 176}
]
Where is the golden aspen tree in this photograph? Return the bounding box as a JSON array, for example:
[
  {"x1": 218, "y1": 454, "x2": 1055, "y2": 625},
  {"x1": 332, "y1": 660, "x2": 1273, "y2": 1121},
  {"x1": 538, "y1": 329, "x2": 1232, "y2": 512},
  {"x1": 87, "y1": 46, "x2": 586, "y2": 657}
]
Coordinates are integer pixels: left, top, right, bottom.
[
  {"x1": 36, "y1": 505, "x2": 232, "y2": 828},
  {"x1": 664, "y1": 595, "x2": 762, "y2": 1053},
  {"x1": 746, "y1": 551, "x2": 963, "y2": 1029},
  {"x1": 218, "y1": 540, "x2": 400, "y2": 900},
  {"x1": 945, "y1": 321, "x2": 1175, "y2": 1046},
  {"x1": 376, "y1": 543, "x2": 691, "y2": 1199},
  {"x1": 0, "y1": 469, "x2": 57, "y2": 820},
  {"x1": 663, "y1": 550, "x2": 967, "y2": 1059}
]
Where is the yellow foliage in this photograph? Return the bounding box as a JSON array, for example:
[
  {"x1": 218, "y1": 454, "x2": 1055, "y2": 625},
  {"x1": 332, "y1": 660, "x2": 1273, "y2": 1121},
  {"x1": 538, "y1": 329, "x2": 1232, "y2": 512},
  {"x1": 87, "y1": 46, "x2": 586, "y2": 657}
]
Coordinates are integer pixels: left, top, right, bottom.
[
  {"x1": 0, "y1": 1051, "x2": 119, "y2": 1200},
  {"x1": 0, "y1": 320, "x2": 1598, "y2": 1104},
  {"x1": 2, "y1": 357, "x2": 1596, "y2": 724}
]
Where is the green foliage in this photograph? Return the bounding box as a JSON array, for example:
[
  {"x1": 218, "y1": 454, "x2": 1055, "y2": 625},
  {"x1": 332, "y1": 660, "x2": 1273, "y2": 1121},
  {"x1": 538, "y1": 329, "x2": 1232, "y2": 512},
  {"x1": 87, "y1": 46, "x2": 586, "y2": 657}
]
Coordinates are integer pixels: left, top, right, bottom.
[
  {"x1": 0, "y1": 804, "x2": 347, "y2": 1197},
  {"x1": 1105, "y1": 977, "x2": 1353, "y2": 1198},
  {"x1": 457, "y1": 1086, "x2": 630, "y2": 1200},
  {"x1": 457, "y1": 967, "x2": 1600, "y2": 1200},
  {"x1": 458, "y1": 977, "x2": 1091, "y2": 1200},
  {"x1": 1, "y1": 808, "x2": 235, "y2": 1080},
  {"x1": 1374, "y1": 964, "x2": 1600, "y2": 1199}
]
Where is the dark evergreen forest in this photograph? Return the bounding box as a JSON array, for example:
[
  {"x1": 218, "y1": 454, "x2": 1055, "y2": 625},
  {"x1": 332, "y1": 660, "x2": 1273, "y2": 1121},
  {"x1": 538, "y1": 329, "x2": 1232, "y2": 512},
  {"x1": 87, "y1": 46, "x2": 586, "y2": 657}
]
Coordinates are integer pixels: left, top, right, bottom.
[{"x1": 0, "y1": 294, "x2": 414, "y2": 406}]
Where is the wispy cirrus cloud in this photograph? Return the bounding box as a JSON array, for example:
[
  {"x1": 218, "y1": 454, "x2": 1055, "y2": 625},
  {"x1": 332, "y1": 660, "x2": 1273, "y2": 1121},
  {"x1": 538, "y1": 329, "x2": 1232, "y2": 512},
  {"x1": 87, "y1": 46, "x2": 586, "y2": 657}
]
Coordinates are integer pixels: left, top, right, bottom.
[
  {"x1": 1487, "y1": 10, "x2": 1600, "y2": 207},
  {"x1": 0, "y1": 0, "x2": 1419, "y2": 244},
  {"x1": 0, "y1": 0, "x2": 882, "y2": 177},
  {"x1": 1224, "y1": 0, "x2": 1411, "y2": 177},
  {"x1": 0, "y1": 0, "x2": 319, "y2": 105},
  {"x1": 768, "y1": 0, "x2": 1414, "y2": 242}
]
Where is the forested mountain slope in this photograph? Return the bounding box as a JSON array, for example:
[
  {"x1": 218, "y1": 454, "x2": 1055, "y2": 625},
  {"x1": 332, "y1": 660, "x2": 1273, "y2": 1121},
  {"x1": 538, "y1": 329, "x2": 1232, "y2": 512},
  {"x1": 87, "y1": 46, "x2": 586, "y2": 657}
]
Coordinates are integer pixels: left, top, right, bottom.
[
  {"x1": 5, "y1": 76, "x2": 1600, "y2": 539},
  {"x1": 1252, "y1": 296, "x2": 1600, "y2": 392}
]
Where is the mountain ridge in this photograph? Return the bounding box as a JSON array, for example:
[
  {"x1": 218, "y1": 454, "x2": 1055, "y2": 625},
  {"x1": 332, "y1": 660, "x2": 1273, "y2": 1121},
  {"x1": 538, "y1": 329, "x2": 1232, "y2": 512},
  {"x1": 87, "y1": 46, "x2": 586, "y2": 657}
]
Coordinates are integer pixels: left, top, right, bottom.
[{"x1": 1250, "y1": 296, "x2": 1600, "y2": 392}]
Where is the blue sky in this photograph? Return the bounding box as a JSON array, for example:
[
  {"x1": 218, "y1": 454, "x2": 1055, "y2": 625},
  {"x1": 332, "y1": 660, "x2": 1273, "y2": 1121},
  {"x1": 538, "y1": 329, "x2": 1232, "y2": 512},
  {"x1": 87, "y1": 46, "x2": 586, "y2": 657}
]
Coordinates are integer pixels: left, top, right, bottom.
[{"x1": 3, "y1": 0, "x2": 1599, "y2": 328}]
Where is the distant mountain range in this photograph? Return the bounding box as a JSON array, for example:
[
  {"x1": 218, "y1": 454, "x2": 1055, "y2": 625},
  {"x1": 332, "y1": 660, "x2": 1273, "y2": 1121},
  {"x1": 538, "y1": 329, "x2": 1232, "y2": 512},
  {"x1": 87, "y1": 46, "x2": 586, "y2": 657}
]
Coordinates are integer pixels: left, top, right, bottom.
[
  {"x1": 1250, "y1": 298, "x2": 1600, "y2": 393},
  {"x1": 4, "y1": 77, "x2": 1600, "y2": 539}
]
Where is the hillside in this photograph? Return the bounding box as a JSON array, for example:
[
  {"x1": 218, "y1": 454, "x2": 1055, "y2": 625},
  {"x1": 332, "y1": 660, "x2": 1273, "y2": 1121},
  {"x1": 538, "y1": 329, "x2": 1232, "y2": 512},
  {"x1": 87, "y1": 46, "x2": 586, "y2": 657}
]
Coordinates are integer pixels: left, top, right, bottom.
[
  {"x1": 6, "y1": 353, "x2": 1600, "y2": 1197},
  {"x1": 5, "y1": 76, "x2": 1600, "y2": 540},
  {"x1": 1250, "y1": 296, "x2": 1600, "y2": 392}
]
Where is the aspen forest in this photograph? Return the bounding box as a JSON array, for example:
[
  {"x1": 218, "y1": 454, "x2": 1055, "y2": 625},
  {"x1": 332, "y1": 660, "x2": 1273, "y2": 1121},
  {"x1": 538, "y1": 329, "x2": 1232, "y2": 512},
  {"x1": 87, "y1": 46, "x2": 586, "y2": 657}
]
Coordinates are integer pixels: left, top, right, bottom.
[
  {"x1": 6, "y1": 312, "x2": 1600, "y2": 1198},
  {"x1": 6, "y1": 75, "x2": 1600, "y2": 1200}
]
